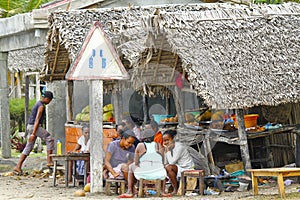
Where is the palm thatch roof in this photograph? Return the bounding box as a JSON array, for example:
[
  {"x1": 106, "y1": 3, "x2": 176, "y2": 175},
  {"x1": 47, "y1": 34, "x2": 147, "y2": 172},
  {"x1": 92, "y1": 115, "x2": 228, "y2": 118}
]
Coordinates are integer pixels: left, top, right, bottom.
[
  {"x1": 8, "y1": 45, "x2": 45, "y2": 72},
  {"x1": 42, "y1": 3, "x2": 300, "y2": 109}
]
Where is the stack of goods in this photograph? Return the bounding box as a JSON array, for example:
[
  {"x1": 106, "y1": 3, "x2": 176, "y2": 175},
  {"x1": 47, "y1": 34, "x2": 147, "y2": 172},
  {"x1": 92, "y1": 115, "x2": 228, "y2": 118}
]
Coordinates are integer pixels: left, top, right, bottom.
[
  {"x1": 103, "y1": 104, "x2": 114, "y2": 122},
  {"x1": 160, "y1": 115, "x2": 178, "y2": 123},
  {"x1": 75, "y1": 104, "x2": 115, "y2": 122},
  {"x1": 75, "y1": 105, "x2": 90, "y2": 122}
]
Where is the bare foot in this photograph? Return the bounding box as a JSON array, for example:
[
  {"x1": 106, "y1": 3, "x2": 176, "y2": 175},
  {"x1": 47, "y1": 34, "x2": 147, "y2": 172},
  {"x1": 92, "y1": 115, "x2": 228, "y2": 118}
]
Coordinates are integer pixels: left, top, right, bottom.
[{"x1": 103, "y1": 169, "x2": 109, "y2": 179}]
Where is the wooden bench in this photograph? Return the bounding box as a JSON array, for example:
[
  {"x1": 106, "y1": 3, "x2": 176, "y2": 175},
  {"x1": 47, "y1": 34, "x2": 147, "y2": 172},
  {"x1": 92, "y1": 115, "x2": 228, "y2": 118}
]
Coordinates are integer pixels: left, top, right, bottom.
[{"x1": 247, "y1": 168, "x2": 300, "y2": 198}]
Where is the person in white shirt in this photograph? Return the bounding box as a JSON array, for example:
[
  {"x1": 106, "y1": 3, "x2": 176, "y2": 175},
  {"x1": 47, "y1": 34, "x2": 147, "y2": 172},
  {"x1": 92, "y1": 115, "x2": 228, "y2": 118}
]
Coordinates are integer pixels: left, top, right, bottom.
[
  {"x1": 163, "y1": 129, "x2": 194, "y2": 195},
  {"x1": 68, "y1": 125, "x2": 90, "y2": 181}
]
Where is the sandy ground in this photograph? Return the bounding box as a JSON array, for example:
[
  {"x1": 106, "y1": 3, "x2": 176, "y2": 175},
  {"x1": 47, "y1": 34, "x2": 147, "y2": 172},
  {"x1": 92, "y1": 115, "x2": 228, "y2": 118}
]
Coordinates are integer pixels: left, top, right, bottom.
[{"x1": 1, "y1": 156, "x2": 300, "y2": 200}]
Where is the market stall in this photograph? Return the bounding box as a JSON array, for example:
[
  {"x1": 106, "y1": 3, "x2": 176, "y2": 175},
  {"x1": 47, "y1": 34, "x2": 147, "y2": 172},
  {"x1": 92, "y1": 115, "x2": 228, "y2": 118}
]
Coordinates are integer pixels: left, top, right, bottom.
[{"x1": 40, "y1": 2, "x2": 300, "y2": 192}]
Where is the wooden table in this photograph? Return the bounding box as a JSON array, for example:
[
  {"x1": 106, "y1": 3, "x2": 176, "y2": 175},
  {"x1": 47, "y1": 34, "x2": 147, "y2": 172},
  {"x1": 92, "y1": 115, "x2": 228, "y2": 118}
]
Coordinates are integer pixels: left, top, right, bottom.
[
  {"x1": 50, "y1": 153, "x2": 90, "y2": 187},
  {"x1": 247, "y1": 168, "x2": 300, "y2": 198}
]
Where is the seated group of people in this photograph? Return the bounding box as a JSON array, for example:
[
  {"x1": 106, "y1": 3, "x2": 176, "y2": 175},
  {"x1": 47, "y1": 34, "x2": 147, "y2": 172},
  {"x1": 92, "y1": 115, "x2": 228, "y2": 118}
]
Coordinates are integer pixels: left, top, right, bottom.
[
  {"x1": 105, "y1": 119, "x2": 195, "y2": 198},
  {"x1": 70, "y1": 117, "x2": 194, "y2": 197}
]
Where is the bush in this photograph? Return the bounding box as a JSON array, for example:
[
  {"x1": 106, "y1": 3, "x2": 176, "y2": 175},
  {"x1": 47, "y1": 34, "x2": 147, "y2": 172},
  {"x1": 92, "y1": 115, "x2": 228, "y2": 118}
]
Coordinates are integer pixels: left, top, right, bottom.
[{"x1": 9, "y1": 98, "x2": 36, "y2": 132}]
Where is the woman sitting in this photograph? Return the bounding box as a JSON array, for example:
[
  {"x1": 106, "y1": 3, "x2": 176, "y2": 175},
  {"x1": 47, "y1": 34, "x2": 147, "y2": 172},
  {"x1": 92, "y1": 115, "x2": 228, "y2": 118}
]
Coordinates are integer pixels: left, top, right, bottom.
[
  {"x1": 163, "y1": 129, "x2": 194, "y2": 195},
  {"x1": 104, "y1": 130, "x2": 136, "y2": 181},
  {"x1": 119, "y1": 129, "x2": 166, "y2": 198}
]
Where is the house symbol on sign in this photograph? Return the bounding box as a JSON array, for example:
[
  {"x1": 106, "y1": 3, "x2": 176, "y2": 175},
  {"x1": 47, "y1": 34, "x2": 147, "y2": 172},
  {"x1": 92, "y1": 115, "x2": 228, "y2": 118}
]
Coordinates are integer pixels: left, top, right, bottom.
[{"x1": 89, "y1": 49, "x2": 106, "y2": 69}]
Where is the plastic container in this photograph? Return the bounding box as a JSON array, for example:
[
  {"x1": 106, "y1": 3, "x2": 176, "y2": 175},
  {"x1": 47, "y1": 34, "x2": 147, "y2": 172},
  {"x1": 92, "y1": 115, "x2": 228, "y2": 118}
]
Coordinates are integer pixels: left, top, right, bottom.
[
  {"x1": 238, "y1": 182, "x2": 249, "y2": 192},
  {"x1": 152, "y1": 114, "x2": 173, "y2": 124},
  {"x1": 57, "y1": 140, "x2": 62, "y2": 155},
  {"x1": 232, "y1": 114, "x2": 259, "y2": 128}
]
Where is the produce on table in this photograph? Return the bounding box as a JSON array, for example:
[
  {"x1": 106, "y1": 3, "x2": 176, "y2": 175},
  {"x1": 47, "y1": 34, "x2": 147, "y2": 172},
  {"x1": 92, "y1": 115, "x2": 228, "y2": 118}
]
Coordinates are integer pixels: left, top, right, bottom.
[{"x1": 74, "y1": 104, "x2": 115, "y2": 122}]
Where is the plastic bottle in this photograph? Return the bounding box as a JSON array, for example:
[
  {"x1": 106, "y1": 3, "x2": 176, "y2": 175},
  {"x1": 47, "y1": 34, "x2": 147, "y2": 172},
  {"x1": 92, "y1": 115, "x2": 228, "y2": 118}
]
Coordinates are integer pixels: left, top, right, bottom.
[{"x1": 57, "y1": 140, "x2": 62, "y2": 155}]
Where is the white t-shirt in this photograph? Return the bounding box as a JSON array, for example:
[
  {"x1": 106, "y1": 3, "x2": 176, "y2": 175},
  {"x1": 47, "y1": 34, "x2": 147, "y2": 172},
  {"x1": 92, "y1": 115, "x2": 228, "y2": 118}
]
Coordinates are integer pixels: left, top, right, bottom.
[
  {"x1": 165, "y1": 142, "x2": 194, "y2": 169},
  {"x1": 77, "y1": 135, "x2": 90, "y2": 152}
]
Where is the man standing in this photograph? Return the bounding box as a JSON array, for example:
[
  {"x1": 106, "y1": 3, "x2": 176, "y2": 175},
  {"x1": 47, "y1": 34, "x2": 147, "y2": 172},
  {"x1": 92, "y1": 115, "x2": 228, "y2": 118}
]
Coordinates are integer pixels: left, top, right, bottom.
[{"x1": 14, "y1": 91, "x2": 55, "y2": 174}]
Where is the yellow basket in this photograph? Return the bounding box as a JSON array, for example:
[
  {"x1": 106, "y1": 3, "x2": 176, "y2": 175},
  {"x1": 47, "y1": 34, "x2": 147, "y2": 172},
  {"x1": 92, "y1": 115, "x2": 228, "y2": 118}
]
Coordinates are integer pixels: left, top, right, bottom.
[{"x1": 232, "y1": 114, "x2": 259, "y2": 128}]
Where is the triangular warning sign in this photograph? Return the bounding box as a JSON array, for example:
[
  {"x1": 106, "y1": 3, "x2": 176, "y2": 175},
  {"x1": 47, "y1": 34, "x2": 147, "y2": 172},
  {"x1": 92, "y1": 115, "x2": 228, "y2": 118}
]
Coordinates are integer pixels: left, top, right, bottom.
[{"x1": 66, "y1": 21, "x2": 129, "y2": 80}]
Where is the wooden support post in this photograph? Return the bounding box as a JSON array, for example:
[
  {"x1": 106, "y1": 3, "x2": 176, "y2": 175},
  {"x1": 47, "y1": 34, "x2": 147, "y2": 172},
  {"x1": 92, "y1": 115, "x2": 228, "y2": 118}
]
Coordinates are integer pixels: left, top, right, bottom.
[
  {"x1": 142, "y1": 95, "x2": 149, "y2": 123},
  {"x1": 25, "y1": 76, "x2": 30, "y2": 137},
  {"x1": 66, "y1": 81, "x2": 74, "y2": 122},
  {"x1": 165, "y1": 95, "x2": 170, "y2": 115},
  {"x1": 112, "y1": 89, "x2": 122, "y2": 124},
  {"x1": 35, "y1": 73, "x2": 40, "y2": 100},
  {"x1": 0, "y1": 52, "x2": 11, "y2": 158},
  {"x1": 203, "y1": 135, "x2": 215, "y2": 174},
  {"x1": 174, "y1": 86, "x2": 184, "y2": 126},
  {"x1": 236, "y1": 109, "x2": 252, "y2": 172},
  {"x1": 16, "y1": 72, "x2": 21, "y2": 98},
  {"x1": 9, "y1": 72, "x2": 15, "y2": 97},
  {"x1": 89, "y1": 80, "x2": 103, "y2": 193}
]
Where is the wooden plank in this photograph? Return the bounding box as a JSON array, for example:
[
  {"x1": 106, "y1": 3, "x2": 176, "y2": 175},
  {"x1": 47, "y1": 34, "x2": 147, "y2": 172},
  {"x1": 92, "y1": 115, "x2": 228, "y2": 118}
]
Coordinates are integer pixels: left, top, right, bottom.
[
  {"x1": 50, "y1": 42, "x2": 60, "y2": 81},
  {"x1": 66, "y1": 81, "x2": 74, "y2": 121}
]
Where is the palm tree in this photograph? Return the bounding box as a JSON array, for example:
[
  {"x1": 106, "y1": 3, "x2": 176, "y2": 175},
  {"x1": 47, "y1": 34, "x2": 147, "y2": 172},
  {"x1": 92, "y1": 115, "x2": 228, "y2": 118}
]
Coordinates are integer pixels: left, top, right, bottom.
[{"x1": 0, "y1": 0, "x2": 52, "y2": 18}]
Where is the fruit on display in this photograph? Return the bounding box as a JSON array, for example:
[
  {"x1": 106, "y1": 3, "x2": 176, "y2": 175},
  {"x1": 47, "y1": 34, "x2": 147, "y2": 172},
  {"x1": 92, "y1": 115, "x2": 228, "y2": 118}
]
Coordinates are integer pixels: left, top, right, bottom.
[
  {"x1": 75, "y1": 105, "x2": 90, "y2": 122},
  {"x1": 185, "y1": 112, "x2": 195, "y2": 122},
  {"x1": 195, "y1": 109, "x2": 212, "y2": 121},
  {"x1": 74, "y1": 104, "x2": 115, "y2": 122},
  {"x1": 103, "y1": 104, "x2": 114, "y2": 122},
  {"x1": 211, "y1": 110, "x2": 225, "y2": 129},
  {"x1": 160, "y1": 115, "x2": 178, "y2": 123}
]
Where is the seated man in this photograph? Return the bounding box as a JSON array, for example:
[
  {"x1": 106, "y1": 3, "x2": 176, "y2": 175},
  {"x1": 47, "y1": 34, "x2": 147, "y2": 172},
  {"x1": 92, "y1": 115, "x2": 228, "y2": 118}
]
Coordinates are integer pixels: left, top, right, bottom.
[
  {"x1": 163, "y1": 129, "x2": 194, "y2": 195},
  {"x1": 104, "y1": 130, "x2": 136, "y2": 182}
]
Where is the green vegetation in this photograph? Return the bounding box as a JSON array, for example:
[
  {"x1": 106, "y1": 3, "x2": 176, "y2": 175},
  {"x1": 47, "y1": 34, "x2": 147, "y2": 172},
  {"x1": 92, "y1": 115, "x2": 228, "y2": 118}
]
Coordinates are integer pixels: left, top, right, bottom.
[
  {"x1": 10, "y1": 98, "x2": 36, "y2": 131},
  {"x1": 0, "y1": 0, "x2": 52, "y2": 18}
]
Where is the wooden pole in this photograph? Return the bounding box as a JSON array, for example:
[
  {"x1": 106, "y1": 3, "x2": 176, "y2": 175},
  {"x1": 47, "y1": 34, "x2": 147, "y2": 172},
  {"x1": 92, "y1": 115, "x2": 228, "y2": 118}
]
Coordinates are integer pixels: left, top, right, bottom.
[
  {"x1": 142, "y1": 95, "x2": 149, "y2": 123},
  {"x1": 89, "y1": 80, "x2": 103, "y2": 193},
  {"x1": 16, "y1": 72, "x2": 21, "y2": 98},
  {"x1": 112, "y1": 89, "x2": 122, "y2": 124},
  {"x1": 174, "y1": 86, "x2": 184, "y2": 126},
  {"x1": 236, "y1": 109, "x2": 252, "y2": 172},
  {"x1": 66, "y1": 81, "x2": 74, "y2": 122},
  {"x1": 25, "y1": 75, "x2": 30, "y2": 137},
  {"x1": 35, "y1": 73, "x2": 40, "y2": 101}
]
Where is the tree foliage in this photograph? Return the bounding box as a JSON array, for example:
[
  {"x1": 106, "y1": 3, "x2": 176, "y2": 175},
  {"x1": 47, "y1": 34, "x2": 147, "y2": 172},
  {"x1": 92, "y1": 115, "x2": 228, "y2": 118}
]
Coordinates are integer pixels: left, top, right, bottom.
[
  {"x1": 0, "y1": 0, "x2": 51, "y2": 18},
  {"x1": 9, "y1": 98, "x2": 36, "y2": 131}
]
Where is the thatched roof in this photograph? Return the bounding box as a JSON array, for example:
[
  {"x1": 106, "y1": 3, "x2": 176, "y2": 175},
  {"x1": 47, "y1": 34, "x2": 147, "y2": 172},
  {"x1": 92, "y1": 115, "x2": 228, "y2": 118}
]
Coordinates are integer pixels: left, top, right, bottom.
[
  {"x1": 8, "y1": 45, "x2": 45, "y2": 72},
  {"x1": 42, "y1": 3, "x2": 300, "y2": 109}
]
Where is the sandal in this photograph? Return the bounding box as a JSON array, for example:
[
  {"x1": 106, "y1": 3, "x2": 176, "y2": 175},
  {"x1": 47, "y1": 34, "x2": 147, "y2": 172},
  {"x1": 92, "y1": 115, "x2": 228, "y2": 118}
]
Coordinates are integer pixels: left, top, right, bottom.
[
  {"x1": 13, "y1": 169, "x2": 23, "y2": 176},
  {"x1": 160, "y1": 193, "x2": 172, "y2": 197},
  {"x1": 118, "y1": 193, "x2": 134, "y2": 198}
]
